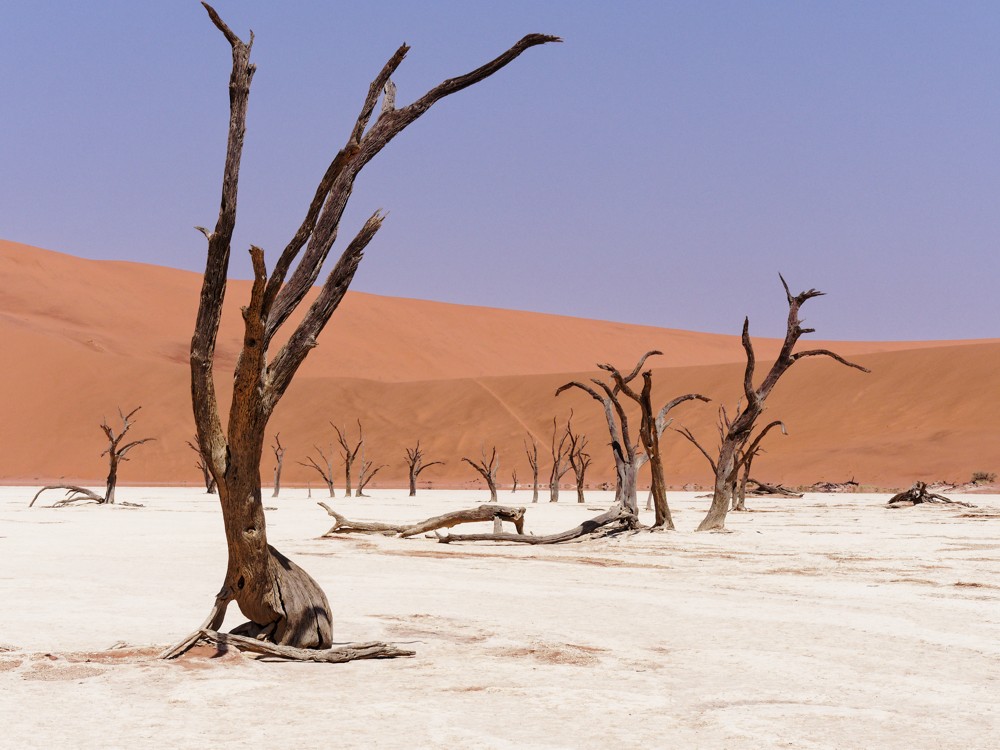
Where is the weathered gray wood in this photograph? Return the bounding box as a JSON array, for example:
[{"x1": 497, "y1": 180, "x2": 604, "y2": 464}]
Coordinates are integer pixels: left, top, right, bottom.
[
  {"x1": 318, "y1": 502, "x2": 526, "y2": 537},
  {"x1": 29, "y1": 485, "x2": 104, "y2": 508},
  {"x1": 566, "y1": 420, "x2": 592, "y2": 504},
  {"x1": 194, "y1": 631, "x2": 414, "y2": 662},
  {"x1": 437, "y1": 503, "x2": 631, "y2": 545}
]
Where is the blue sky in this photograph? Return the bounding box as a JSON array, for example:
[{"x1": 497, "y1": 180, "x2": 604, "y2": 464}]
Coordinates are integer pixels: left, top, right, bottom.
[{"x1": 3, "y1": 1, "x2": 999, "y2": 340}]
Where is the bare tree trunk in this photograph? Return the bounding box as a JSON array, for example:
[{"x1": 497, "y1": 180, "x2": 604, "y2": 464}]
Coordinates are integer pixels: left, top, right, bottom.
[
  {"x1": 170, "y1": 3, "x2": 558, "y2": 657},
  {"x1": 548, "y1": 416, "x2": 571, "y2": 502},
  {"x1": 405, "y1": 440, "x2": 442, "y2": 497}
]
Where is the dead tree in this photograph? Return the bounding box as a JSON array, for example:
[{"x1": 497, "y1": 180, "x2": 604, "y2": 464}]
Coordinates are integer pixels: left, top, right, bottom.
[
  {"x1": 524, "y1": 436, "x2": 540, "y2": 503},
  {"x1": 271, "y1": 433, "x2": 286, "y2": 498},
  {"x1": 355, "y1": 444, "x2": 386, "y2": 497},
  {"x1": 886, "y1": 482, "x2": 975, "y2": 509},
  {"x1": 557, "y1": 353, "x2": 708, "y2": 529},
  {"x1": 678, "y1": 417, "x2": 787, "y2": 513},
  {"x1": 30, "y1": 407, "x2": 154, "y2": 508},
  {"x1": 548, "y1": 416, "x2": 572, "y2": 502},
  {"x1": 334, "y1": 421, "x2": 364, "y2": 498},
  {"x1": 463, "y1": 446, "x2": 500, "y2": 502},
  {"x1": 165, "y1": 3, "x2": 557, "y2": 660},
  {"x1": 298, "y1": 445, "x2": 336, "y2": 497},
  {"x1": 404, "y1": 441, "x2": 443, "y2": 496},
  {"x1": 511, "y1": 468, "x2": 519, "y2": 493},
  {"x1": 695, "y1": 277, "x2": 870, "y2": 531},
  {"x1": 566, "y1": 421, "x2": 592, "y2": 504},
  {"x1": 187, "y1": 436, "x2": 217, "y2": 493}
]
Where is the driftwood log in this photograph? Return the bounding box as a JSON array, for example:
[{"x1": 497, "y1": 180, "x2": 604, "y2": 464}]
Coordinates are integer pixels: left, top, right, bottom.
[
  {"x1": 886, "y1": 482, "x2": 975, "y2": 509},
  {"x1": 436, "y1": 503, "x2": 634, "y2": 545},
  {"x1": 318, "y1": 502, "x2": 526, "y2": 538}
]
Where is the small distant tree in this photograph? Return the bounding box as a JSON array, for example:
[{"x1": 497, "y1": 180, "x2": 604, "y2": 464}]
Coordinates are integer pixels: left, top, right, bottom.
[
  {"x1": 404, "y1": 441, "x2": 443, "y2": 496},
  {"x1": 30, "y1": 407, "x2": 154, "y2": 507},
  {"x1": 334, "y1": 421, "x2": 364, "y2": 497},
  {"x1": 524, "y1": 436, "x2": 540, "y2": 503},
  {"x1": 511, "y1": 468, "x2": 518, "y2": 493},
  {"x1": 566, "y1": 420, "x2": 592, "y2": 504},
  {"x1": 188, "y1": 435, "x2": 217, "y2": 494},
  {"x1": 299, "y1": 444, "x2": 336, "y2": 497},
  {"x1": 463, "y1": 446, "x2": 500, "y2": 502},
  {"x1": 548, "y1": 416, "x2": 572, "y2": 503},
  {"x1": 355, "y1": 444, "x2": 386, "y2": 497},
  {"x1": 271, "y1": 433, "x2": 286, "y2": 498}
]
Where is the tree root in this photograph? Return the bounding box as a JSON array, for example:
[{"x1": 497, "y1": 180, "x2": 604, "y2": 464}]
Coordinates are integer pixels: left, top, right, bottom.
[{"x1": 165, "y1": 630, "x2": 414, "y2": 663}]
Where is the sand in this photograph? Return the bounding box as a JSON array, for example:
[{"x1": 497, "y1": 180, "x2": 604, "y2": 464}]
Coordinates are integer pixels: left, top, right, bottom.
[
  {"x1": 3, "y1": 239, "x2": 1000, "y2": 489},
  {"x1": 2, "y1": 486, "x2": 998, "y2": 748}
]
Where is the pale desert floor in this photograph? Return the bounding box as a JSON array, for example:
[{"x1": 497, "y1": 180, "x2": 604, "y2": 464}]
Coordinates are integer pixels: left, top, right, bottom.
[{"x1": 2, "y1": 486, "x2": 998, "y2": 749}]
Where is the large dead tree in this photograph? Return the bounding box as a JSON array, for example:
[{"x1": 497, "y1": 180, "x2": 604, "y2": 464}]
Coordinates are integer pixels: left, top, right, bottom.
[
  {"x1": 404, "y1": 441, "x2": 443, "y2": 497},
  {"x1": 270, "y1": 433, "x2": 285, "y2": 498},
  {"x1": 695, "y1": 277, "x2": 870, "y2": 532},
  {"x1": 298, "y1": 444, "x2": 336, "y2": 497},
  {"x1": 548, "y1": 416, "x2": 572, "y2": 502},
  {"x1": 677, "y1": 416, "x2": 787, "y2": 513},
  {"x1": 334, "y1": 421, "x2": 364, "y2": 498},
  {"x1": 188, "y1": 436, "x2": 217, "y2": 494},
  {"x1": 600, "y1": 352, "x2": 710, "y2": 530},
  {"x1": 463, "y1": 446, "x2": 500, "y2": 502},
  {"x1": 165, "y1": 3, "x2": 558, "y2": 660},
  {"x1": 556, "y1": 353, "x2": 708, "y2": 529},
  {"x1": 566, "y1": 421, "x2": 592, "y2": 504},
  {"x1": 30, "y1": 407, "x2": 154, "y2": 508},
  {"x1": 524, "y1": 436, "x2": 540, "y2": 503}
]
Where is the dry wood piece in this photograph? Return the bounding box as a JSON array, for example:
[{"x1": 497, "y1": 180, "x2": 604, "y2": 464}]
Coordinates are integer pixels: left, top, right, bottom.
[
  {"x1": 164, "y1": 629, "x2": 413, "y2": 662},
  {"x1": 270, "y1": 433, "x2": 285, "y2": 498},
  {"x1": 524, "y1": 436, "x2": 541, "y2": 503},
  {"x1": 886, "y1": 482, "x2": 976, "y2": 509},
  {"x1": 29, "y1": 406, "x2": 154, "y2": 507},
  {"x1": 463, "y1": 446, "x2": 500, "y2": 502},
  {"x1": 318, "y1": 502, "x2": 526, "y2": 537},
  {"x1": 692, "y1": 277, "x2": 870, "y2": 531},
  {"x1": 177, "y1": 2, "x2": 558, "y2": 655},
  {"x1": 404, "y1": 441, "x2": 443, "y2": 497},
  {"x1": 437, "y1": 503, "x2": 633, "y2": 545},
  {"x1": 557, "y1": 351, "x2": 708, "y2": 529},
  {"x1": 548, "y1": 416, "x2": 572, "y2": 502},
  {"x1": 298, "y1": 444, "x2": 337, "y2": 497}
]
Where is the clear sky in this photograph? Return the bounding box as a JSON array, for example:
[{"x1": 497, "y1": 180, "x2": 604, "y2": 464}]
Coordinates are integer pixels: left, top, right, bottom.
[{"x1": 3, "y1": 1, "x2": 999, "y2": 340}]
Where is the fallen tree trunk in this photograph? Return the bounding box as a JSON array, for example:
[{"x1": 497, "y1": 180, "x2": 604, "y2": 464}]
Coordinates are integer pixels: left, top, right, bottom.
[
  {"x1": 318, "y1": 502, "x2": 526, "y2": 537},
  {"x1": 747, "y1": 479, "x2": 803, "y2": 498},
  {"x1": 886, "y1": 482, "x2": 976, "y2": 508},
  {"x1": 29, "y1": 485, "x2": 104, "y2": 508},
  {"x1": 436, "y1": 503, "x2": 632, "y2": 545}
]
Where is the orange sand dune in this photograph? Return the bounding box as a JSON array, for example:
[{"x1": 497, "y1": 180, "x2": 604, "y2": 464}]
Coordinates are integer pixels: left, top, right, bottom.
[{"x1": 2, "y1": 239, "x2": 997, "y2": 489}]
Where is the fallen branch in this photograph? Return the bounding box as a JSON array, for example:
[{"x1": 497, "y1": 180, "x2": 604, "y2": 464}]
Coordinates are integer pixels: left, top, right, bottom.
[
  {"x1": 887, "y1": 482, "x2": 976, "y2": 509},
  {"x1": 437, "y1": 503, "x2": 633, "y2": 545},
  {"x1": 747, "y1": 479, "x2": 803, "y2": 498},
  {"x1": 318, "y1": 502, "x2": 526, "y2": 537},
  {"x1": 29, "y1": 485, "x2": 104, "y2": 508}
]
